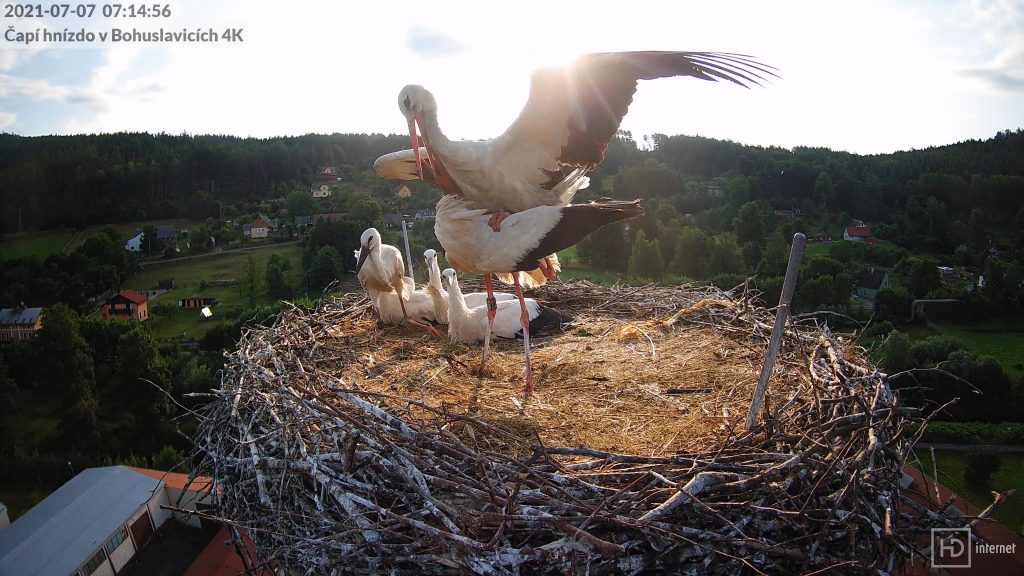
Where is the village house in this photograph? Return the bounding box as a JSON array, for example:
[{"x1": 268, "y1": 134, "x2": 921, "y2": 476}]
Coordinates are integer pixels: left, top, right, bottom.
[
  {"x1": 311, "y1": 183, "x2": 332, "y2": 198},
  {"x1": 901, "y1": 465, "x2": 1024, "y2": 575},
  {"x1": 0, "y1": 466, "x2": 225, "y2": 576},
  {"x1": 102, "y1": 290, "x2": 149, "y2": 322},
  {"x1": 155, "y1": 225, "x2": 176, "y2": 246},
  {"x1": 180, "y1": 297, "x2": 219, "y2": 309},
  {"x1": 316, "y1": 166, "x2": 341, "y2": 180},
  {"x1": 0, "y1": 305, "x2": 44, "y2": 341},
  {"x1": 843, "y1": 225, "x2": 875, "y2": 244},
  {"x1": 124, "y1": 232, "x2": 144, "y2": 253},
  {"x1": 249, "y1": 217, "x2": 269, "y2": 239},
  {"x1": 383, "y1": 213, "x2": 405, "y2": 228},
  {"x1": 854, "y1": 269, "x2": 892, "y2": 300},
  {"x1": 414, "y1": 209, "x2": 437, "y2": 220}
]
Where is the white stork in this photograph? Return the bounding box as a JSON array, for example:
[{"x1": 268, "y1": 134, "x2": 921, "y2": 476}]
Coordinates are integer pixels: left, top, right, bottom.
[
  {"x1": 442, "y1": 268, "x2": 570, "y2": 386},
  {"x1": 437, "y1": 196, "x2": 643, "y2": 394},
  {"x1": 369, "y1": 276, "x2": 437, "y2": 325},
  {"x1": 381, "y1": 51, "x2": 773, "y2": 215},
  {"x1": 424, "y1": 248, "x2": 515, "y2": 325},
  {"x1": 355, "y1": 227, "x2": 438, "y2": 334}
]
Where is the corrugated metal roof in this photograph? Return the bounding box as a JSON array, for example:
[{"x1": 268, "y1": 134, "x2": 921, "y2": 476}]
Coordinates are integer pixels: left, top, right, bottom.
[
  {"x1": 0, "y1": 466, "x2": 163, "y2": 576},
  {"x1": 0, "y1": 307, "x2": 43, "y2": 327}
]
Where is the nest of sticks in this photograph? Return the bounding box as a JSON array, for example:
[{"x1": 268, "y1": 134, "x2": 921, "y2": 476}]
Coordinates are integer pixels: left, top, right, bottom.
[{"x1": 190, "y1": 280, "x2": 941, "y2": 575}]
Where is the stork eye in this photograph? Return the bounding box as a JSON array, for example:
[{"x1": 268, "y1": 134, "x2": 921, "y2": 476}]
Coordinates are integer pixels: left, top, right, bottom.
[{"x1": 403, "y1": 96, "x2": 412, "y2": 110}]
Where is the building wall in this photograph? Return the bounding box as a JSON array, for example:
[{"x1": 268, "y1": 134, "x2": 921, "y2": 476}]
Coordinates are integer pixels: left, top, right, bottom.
[
  {"x1": 146, "y1": 488, "x2": 172, "y2": 529},
  {"x1": 87, "y1": 558, "x2": 114, "y2": 576},
  {"x1": 165, "y1": 486, "x2": 213, "y2": 528},
  {"x1": 108, "y1": 530, "x2": 135, "y2": 572}
]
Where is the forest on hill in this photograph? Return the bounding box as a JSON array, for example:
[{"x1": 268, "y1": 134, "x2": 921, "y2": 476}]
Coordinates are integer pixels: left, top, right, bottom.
[{"x1": 1, "y1": 128, "x2": 1023, "y2": 481}]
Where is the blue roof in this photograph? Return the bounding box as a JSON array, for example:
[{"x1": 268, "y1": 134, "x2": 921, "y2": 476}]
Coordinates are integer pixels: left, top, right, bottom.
[
  {"x1": 0, "y1": 307, "x2": 42, "y2": 327},
  {"x1": 0, "y1": 466, "x2": 164, "y2": 576}
]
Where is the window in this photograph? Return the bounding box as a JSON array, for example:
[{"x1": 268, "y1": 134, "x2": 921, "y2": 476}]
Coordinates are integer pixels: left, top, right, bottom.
[
  {"x1": 81, "y1": 549, "x2": 106, "y2": 575},
  {"x1": 103, "y1": 525, "x2": 129, "y2": 555}
]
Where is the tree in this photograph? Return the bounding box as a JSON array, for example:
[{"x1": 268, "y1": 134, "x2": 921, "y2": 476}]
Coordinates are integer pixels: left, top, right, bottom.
[
  {"x1": 707, "y1": 234, "x2": 744, "y2": 277},
  {"x1": 878, "y1": 330, "x2": 912, "y2": 374},
  {"x1": 896, "y1": 257, "x2": 940, "y2": 298},
  {"x1": 287, "y1": 190, "x2": 315, "y2": 217},
  {"x1": 875, "y1": 286, "x2": 911, "y2": 322},
  {"x1": 266, "y1": 258, "x2": 290, "y2": 299},
  {"x1": 577, "y1": 222, "x2": 630, "y2": 272},
  {"x1": 627, "y1": 231, "x2": 664, "y2": 281},
  {"x1": 733, "y1": 201, "x2": 767, "y2": 245},
  {"x1": 36, "y1": 304, "x2": 97, "y2": 400},
  {"x1": 306, "y1": 245, "x2": 344, "y2": 291},
  {"x1": 964, "y1": 449, "x2": 1002, "y2": 489},
  {"x1": 238, "y1": 255, "x2": 264, "y2": 304},
  {"x1": 672, "y1": 226, "x2": 711, "y2": 279},
  {"x1": 152, "y1": 445, "x2": 185, "y2": 471},
  {"x1": 142, "y1": 224, "x2": 157, "y2": 256},
  {"x1": 346, "y1": 193, "x2": 384, "y2": 230}
]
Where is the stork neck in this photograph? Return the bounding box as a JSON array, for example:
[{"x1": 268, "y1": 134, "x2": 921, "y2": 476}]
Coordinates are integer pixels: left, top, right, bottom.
[
  {"x1": 421, "y1": 109, "x2": 450, "y2": 149},
  {"x1": 447, "y1": 278, "x2": 470, "y2": 317}
]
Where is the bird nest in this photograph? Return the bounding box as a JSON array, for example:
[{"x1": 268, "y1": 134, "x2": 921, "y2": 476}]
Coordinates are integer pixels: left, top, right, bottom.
[{"x1": 190, "y1": 280, "x2": 934, "y2": 575}]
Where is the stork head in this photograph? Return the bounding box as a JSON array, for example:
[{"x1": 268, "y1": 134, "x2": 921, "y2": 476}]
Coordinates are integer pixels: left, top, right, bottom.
[
  {"x1": 355, "y1": 228, "x2": 381, "y2": 273},
  {"x1": 398, "y1": 84, "x2": 436, "y2": 180},
  {"x1": 440, "y1": 268, "x2": 458, "y2": 292}
]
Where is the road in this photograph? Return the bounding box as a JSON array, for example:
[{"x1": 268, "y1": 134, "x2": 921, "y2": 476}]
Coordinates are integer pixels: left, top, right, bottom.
[{"x1": 138, "y1": 241, "x2": 300, "y2": 267}]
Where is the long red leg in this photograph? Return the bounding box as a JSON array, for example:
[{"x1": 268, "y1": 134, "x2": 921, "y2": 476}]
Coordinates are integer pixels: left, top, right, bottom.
[
  {"x1": 513, "y1": 273, "x2": 534, "y2": 397},
  {"x1": 480, "y1": 274, "x2": 497, "y2": 375}
]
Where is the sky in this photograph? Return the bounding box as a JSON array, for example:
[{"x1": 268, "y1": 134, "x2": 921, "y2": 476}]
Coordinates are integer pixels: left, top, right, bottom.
[{"x1": 0, "y1": 0, "x2": 1022, "y2": 155}]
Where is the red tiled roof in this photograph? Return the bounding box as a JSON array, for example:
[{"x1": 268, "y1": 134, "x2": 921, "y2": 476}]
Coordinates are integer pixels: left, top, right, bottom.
[
  {"x1": 184, "y1": 525, "x2": 273, "y2": 576},
  {"x1": 127, "y1": 466, "x2": 212, "y2": 492},
  {"x1": 117, "y1": 289, "x2": 148, "y2": 305},
  {"x1": 845, "y1": 226, "x2": 873, "y2": 237},
  {"x1": 900, "y1": 465, "x2": 1024, "y2": 574}
]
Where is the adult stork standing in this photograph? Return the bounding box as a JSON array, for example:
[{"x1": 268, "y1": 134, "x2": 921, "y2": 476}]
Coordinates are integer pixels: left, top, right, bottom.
[
  {"x1": 376, "y1": 51, "x2": 773, "y2": 394},
  {"x1": 355, "y1": 227, "x2": 438, "y2": 334}
]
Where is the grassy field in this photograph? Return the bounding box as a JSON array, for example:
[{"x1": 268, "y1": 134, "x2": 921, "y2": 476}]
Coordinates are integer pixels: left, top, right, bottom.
[
  {"x1": 912, "y1": 449, "x2": 1024, "y2": 532},
  {"x1": 906, "y1": 323, "x2": 1024, "y2": 382},
  {"x1": 941, "y1": 329, "x2": 1024, "y2": 381},
  {"x1": 0, "y1": 230, "x2": 73, "y2": 260},
  {"x1": 130, "y1": 244, "x2": 309, "y2": 340},
  {"x1": 65, "y1": 218, "x2": 197, "y2": 252}
]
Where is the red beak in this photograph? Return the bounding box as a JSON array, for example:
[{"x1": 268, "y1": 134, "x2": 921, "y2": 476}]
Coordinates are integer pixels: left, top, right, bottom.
[{"x1": 407, "y1": 114, "x2": 424, "y2": 180}]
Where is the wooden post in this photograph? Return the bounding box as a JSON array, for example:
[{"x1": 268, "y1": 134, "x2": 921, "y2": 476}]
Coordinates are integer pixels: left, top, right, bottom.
[
  {"x1": 745, "y1": 232, "x2": 805, "y2": 431},
  {"x1": 401, "y1": 219, "x2": 414, "y2": 278}
]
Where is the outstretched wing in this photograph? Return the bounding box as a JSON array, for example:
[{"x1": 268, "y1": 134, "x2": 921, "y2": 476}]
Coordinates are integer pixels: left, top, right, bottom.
[{"x1": 494, "y1": 51, "x2": 776, "y2": 184}]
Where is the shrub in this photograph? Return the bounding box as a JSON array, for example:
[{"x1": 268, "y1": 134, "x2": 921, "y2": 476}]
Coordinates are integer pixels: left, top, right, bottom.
[{"x1": 964, "y1": 449, "x2": 1002, "y2": 489}]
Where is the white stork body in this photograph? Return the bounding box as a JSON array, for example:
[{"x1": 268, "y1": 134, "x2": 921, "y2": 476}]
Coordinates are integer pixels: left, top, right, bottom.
[
  {"x1": 442, "y1": 268, "x2": 568, "y2": 344},
  {"x1": 424, "y1": 248, "x2": 515, "y2": 324},
  {"x1": 355, "y1": 228, "x2": 409, "y2": 300},
  {"x1": 369, "y1": 277, "x2": 436, "y2": 325},
  {"x1": 356, "y1": 228, "x2": 440, "y2": 335},
  {"x1": 433, "y1": 195, "x2": 643, "y2": 284}
]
